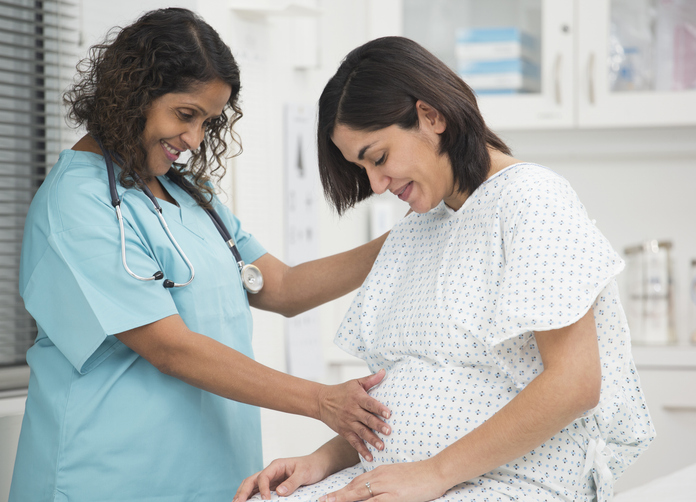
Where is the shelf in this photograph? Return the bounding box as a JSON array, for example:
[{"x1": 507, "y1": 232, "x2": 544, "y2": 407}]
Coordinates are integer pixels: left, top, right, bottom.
[{"x1": 632, "y1": 345, "x2": 696, "y2": 369}]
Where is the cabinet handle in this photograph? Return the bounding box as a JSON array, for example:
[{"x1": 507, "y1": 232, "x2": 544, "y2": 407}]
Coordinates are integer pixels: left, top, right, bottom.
[
  {"x1": 587, "y1": 53, "x2": 595, "y2": 105},
  {"x1": 554, "y1": 54, "x2": 562, "y2": 106},
  {"x1": 663, "y1": 405, "x2": 696, "y2": 412}
]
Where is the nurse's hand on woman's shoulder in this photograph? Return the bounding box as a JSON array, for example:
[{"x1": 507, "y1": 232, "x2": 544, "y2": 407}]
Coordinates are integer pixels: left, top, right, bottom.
[{"x1": 318, "y1": 369, "x2": 391, "y2": 461}]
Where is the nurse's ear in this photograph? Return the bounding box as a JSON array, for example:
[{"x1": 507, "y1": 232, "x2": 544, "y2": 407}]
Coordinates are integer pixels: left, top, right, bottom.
[{"x1": 415, "y1": 100, "x2": 446, "y2": 135}]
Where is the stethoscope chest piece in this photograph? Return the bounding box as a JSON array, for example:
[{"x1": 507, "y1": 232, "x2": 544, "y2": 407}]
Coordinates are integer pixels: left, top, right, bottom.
[{"x1": 241, "y1": 264, "x2": 264, "y2": 294}]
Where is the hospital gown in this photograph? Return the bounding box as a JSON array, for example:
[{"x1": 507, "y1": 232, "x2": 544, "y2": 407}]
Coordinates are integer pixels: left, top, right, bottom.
[
  {"x1": 11, "y1": 150, "x2": 267, "y2": 501},
  {"x1": 252, "y1": 163, "x2": 654, "y2": 502}
]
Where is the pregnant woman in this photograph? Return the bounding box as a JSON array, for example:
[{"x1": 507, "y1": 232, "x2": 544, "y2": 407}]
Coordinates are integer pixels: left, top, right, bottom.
[{"x1": 234, "y1": 36, "x2": 654, "y2": 502}]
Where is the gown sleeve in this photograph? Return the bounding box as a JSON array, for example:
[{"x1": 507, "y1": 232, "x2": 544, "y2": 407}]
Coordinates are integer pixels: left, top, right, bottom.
[
  {"x1": 490, "y1": 167, "x2": 624, "y2": 345},
  {"x1": 20, "y1": 169, "x2": 178, "y2": 374}
]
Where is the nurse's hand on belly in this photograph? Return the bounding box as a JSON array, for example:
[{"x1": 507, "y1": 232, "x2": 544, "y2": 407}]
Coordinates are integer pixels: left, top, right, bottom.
[{"x1": 317, "y1": 369, "x2": 392, "y2": 461}]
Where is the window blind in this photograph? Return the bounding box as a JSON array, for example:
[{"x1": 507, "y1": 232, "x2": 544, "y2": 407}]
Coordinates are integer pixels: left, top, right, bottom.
[{"x1": 0, "y1": 0, "x2": 77, "y2": 388}]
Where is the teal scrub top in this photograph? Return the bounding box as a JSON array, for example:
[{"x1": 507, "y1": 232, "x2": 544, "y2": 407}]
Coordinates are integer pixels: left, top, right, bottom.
[{"x1": 10, "y1": 150, "x2": 267, "y2": 502}]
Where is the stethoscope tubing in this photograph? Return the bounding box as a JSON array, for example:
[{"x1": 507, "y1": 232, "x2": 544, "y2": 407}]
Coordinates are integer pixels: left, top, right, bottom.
[
  {"x1": 116, "y1": 204, "x2": 154, "y2": 282},
  {"x1": 153, "y1": 205, "x2": 196, "y2": 287},
  {"x1": 95, "y1": 137, "x2": 262, "y2": 292}
]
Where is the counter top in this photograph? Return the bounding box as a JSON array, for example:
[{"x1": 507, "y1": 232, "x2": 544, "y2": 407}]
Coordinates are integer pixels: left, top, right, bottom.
[{"x1": 631, "y1": 344, "x2": 696, "y2": 369}]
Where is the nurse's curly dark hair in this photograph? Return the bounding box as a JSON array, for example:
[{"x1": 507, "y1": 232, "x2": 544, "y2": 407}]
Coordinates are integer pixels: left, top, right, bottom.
[{"x1": 64, "y1": 7, "x2": 241, "y2": 207}]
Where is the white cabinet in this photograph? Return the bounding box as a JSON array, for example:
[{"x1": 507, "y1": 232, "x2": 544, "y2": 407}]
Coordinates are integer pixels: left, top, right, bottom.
[
  {"x1": 475, "y1": 0, "x2": 575, "y2": 130},
  {"x1": 391, "y1": 0, "x2": 696, "y2": 130},
  {"x1": 614, "y1": 346, "x2": 696, "y2": 493},
  {"x1": 577, "y1": 0, "x2": 696, "y2": 128}
]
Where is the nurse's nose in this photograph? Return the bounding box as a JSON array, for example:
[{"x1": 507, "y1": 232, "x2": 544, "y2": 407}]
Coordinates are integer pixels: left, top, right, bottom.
[
  {"x1": 181, "y1": 123, "x2": 205, "y2": 151},
  {"x1": 364, "y1": 165, "x2": 390, "y2": 195}
]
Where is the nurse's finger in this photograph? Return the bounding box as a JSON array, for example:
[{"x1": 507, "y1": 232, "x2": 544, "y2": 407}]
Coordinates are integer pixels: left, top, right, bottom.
[
  {"x1": 341, "y1": 424, "x2": 383, "y2": 462},
  {"x1": 357, "y1": 403, "x2": 392, "y2": 441},
  {"x1": 357, "y1": 370, "x2": 391, "y2": 420},
  {"x1": 358, "y1": 417, "x2": 389, "y2": 455}
]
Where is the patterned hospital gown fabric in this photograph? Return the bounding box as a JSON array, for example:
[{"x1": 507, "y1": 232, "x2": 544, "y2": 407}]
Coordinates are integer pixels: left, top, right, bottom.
[{"x1": 251, "y1": 163, "x2": 654, "y2": 502}]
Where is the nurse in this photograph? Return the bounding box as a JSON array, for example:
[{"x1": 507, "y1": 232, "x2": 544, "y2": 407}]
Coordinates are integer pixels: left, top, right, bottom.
[{"x1": 10, "y1": 8, "x2": 392, "y2": 502}]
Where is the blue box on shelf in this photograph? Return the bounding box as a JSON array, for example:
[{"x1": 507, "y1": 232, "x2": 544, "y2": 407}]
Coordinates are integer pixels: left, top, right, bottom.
[{"x1": 455, "y1": 27, "x2": 541, "y2": 94}]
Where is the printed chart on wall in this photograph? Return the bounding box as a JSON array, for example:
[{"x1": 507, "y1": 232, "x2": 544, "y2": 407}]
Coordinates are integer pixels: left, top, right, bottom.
[{"x1": 284, "y1": 103, "x2": 323, "y2": 380}]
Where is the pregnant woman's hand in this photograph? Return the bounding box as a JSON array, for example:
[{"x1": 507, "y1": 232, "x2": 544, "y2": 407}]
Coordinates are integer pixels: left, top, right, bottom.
[
  {"x1": 318, "y1": 460, "x2": 448, "y2": 502},
  {"x1": 317, "y1": 369, "x2": 391, "y2": 461},
  {"x1": 234, "y1": 455, "x2": 324, "y2": 501},
  {"x1": 234, "y1": 436, "x2": 361, "y2": 502}
]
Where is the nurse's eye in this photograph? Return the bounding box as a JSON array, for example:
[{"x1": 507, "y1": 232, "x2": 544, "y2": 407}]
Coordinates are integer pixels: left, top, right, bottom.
[
  {"x1": 177, "y1": 110, "x2": 195, "y2": 121},
  {"x1": 374, "y1": 154, "x2": 386, "y2": 166}
]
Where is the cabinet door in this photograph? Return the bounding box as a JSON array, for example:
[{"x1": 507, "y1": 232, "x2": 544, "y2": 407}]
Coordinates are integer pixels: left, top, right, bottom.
[
  {"x1": 615, "y1": 368, "x2": 696, "y2": 492},
  {"x1": 398, "y1": 0, "x2": 574, "y2": 131},
  {"x1": 477, "y1": 0, "x2": 575, "y2": 130},
  {"x1": 577, "y1": 0, "x2": 696, "y2": 127}
]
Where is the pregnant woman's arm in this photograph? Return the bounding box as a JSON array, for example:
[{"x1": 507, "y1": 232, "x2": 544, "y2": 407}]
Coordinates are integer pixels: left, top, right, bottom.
[{"x1": 234, "y1": 435, "x2": 358, "y2": 501}]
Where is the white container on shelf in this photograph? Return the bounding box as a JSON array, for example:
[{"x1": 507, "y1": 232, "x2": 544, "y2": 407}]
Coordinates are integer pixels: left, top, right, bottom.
[
  {"x1": 455, "y1": 27, "x2": 541, "y2": 94},
  {"x1": 690, "y1": 258, "x2": 696, "y2": 344},
  {"x1": 455, "y1": 27, "x2": 540, "y2": 62},
  {"x1": 624, "y1": 240, "x2": 676, "y2": 345},
  {"x1": 458, "y1": 58, "x2": 541, "y2": 93}
]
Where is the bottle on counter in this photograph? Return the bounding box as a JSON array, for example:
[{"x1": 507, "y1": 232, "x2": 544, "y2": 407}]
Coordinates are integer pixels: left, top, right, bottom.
[
  {"x1": 690, "y1": 259, "x2": 696, "y2": 344},
  {"x1": 624, "y1": 240, "x2": 676, "y2": 345}
]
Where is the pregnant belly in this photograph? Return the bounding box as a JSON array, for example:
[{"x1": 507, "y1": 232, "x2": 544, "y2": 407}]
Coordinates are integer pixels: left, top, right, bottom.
[{"x1": 362, "y1": 360, "x2": 517, "y2": 470}]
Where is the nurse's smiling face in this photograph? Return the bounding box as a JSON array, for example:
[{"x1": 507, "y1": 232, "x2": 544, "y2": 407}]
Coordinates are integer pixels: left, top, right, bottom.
[
  {"x1": 141, "y1": 79, "x2": 232, "y2": 179},
  {"x1": 331, "y1": 101, "x2": 466, "y2": 213}
]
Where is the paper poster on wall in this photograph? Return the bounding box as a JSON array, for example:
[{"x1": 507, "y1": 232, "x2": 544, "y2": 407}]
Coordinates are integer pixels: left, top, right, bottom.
[{"x1": 284, "y1": 103, "x2": 323, "y2": 380}]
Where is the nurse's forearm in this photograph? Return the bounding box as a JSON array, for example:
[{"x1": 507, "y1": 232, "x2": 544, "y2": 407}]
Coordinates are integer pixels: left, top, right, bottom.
[
  {"x1": 249, "y1": 231, "x2": 388, "y2": 317},
  {"x1": 115, "y1": 314, "x2": 391, "y2": 460}
]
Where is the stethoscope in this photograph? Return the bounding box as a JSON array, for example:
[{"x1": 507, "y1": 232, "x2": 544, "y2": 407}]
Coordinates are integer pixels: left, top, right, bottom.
[{"x1": 96, "y1": 138, "x2": 264, "y2": 294}]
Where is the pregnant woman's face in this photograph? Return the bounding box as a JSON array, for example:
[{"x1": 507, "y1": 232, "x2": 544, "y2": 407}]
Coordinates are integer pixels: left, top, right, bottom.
[{"x1": 331, "y1": 102, "x2": 464, "y2": 213}]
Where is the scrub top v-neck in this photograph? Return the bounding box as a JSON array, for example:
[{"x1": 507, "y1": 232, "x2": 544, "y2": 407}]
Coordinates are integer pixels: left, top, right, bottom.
[{"x1": 11, "y1": 149, "x2": 267, "y2": 501}]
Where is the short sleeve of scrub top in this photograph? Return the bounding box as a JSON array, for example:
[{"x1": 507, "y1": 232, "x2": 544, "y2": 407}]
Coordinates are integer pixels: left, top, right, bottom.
[{"x1": 19, "y1": 150, "x2": 264, "y2": 373}]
